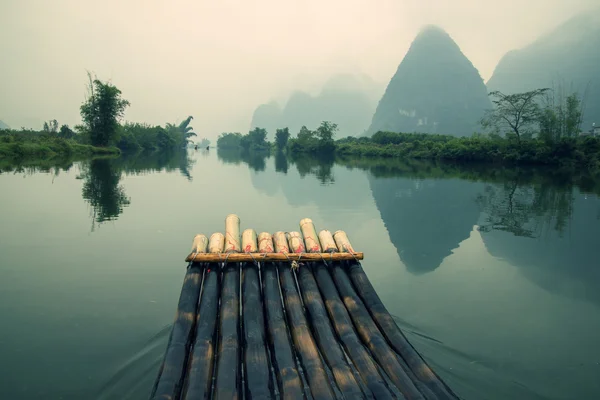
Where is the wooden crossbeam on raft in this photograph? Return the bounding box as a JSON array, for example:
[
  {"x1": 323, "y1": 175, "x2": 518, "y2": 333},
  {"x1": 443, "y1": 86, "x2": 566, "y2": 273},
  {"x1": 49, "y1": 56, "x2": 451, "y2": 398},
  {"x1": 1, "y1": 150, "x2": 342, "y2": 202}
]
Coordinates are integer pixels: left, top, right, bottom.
[{"x1": 185, "y1": 252, "x2": 364, "y2": 263}]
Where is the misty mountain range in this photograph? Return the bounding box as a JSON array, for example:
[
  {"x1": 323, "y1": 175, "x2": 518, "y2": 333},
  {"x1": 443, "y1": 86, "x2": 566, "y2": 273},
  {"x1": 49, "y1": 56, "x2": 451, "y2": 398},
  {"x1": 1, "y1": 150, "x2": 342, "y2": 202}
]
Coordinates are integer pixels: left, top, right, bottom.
[
  {"x1": 250, "y1": 74, "x2": 384, "y2": 139},
  {"x1": 0, "y1": 120, "x2": 9, "y2": 130},
  {"x1": 251, "y1": 10, "x2": 600, "y2": 137}
]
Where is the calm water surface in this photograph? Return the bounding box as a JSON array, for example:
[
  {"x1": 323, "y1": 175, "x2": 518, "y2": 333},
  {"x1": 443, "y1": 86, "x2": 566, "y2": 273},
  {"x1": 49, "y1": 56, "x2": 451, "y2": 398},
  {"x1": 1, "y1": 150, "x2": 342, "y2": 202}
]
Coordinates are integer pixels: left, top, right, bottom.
[{"x1": 1, "y1": 150, "x2": 599, "y2": 400}]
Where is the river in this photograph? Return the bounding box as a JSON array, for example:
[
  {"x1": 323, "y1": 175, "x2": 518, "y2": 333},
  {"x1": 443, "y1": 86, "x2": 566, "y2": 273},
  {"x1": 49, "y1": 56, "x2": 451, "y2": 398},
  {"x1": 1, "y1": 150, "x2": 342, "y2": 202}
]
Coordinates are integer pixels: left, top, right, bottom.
[{"x1": 1, "y1": 149, "x2": 599, "y2": 400}]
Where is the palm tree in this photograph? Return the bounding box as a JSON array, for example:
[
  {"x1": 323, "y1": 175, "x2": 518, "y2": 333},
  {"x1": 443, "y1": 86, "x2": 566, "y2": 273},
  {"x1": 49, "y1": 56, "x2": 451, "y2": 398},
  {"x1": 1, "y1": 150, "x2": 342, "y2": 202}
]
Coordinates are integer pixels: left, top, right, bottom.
[{"x1": 166, "y1": 116, "x2": 197, "y2": 147}]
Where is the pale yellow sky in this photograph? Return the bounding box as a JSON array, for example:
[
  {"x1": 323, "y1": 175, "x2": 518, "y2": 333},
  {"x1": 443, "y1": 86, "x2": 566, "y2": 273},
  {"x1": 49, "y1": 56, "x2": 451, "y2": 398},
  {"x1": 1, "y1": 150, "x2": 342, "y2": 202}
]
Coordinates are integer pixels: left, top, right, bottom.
[{"x1": 0, "y1": 0, "x2": 596, "y2": 137}]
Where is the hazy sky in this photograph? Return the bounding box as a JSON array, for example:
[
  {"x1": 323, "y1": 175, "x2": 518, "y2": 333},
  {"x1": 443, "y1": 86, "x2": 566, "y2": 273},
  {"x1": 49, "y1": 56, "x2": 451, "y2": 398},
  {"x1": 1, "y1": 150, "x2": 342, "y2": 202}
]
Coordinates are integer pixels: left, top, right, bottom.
[{"x1": 0, "y1": 0, "x2": 596, "y2": 137}]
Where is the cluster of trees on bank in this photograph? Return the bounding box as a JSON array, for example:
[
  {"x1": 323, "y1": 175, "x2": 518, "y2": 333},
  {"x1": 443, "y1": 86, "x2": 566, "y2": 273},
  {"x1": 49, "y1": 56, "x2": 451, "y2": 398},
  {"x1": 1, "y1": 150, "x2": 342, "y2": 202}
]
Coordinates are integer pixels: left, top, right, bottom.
[
  {"x1": 0, "y1": 74, "x2": 209, "y2": 159},
  {"x1": 337, "y1": 87, "x2": 599, "y2": 172},
  {"x1": 216, "y1": 121, "x2": 338, "y2": 154}
]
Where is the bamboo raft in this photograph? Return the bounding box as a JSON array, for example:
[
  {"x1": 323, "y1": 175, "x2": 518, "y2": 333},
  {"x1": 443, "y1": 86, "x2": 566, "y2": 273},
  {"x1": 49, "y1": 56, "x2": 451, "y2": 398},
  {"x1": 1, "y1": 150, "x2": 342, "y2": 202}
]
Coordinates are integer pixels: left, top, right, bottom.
[{"x1": 150, "y1": 215, "x2": 457, "y2": 400}]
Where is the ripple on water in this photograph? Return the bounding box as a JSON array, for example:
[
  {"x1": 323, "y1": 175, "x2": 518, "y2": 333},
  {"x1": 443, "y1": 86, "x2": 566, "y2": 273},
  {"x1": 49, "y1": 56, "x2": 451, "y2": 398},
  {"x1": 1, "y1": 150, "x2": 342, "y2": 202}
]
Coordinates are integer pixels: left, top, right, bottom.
[{"x1": 96, "y1": 323, "x2": 172, "y2": 400}]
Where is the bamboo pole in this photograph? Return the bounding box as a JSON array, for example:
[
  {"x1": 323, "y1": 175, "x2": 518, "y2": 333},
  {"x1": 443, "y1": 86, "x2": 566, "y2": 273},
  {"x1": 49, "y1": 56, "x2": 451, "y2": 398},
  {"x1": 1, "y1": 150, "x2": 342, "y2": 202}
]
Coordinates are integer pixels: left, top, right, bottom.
[
  {"x1": 300, "y1": 218, "x2": 321, "y2": 253},
  {"x1": 262, "y1": 261, "x2": 305, "y2": 399},
  {"x1": 272, "y1": 231, "x2": 290, "y2": 254},
  {"x1": 331, "y1": 264, "x2": 425, "y2": 400},
  {"x1": 288, "y1": 236, "x2": 366, "y2": 398},
  {"x1": 287, "y1": 231, "x2": 305, "y2": 254},
  {"x1": 242, "y1": 262, "x2": 274, "y2": 398},
  {"x1": 224, "y1": 214, "x2": 241, "y2": 252},
  {"x1": 242, "y1": 229, "x2": 258, "y2": 253},
  {"x1": 185, "y1": 252, "x2": 364, "y2": 263},
  {"x1": 191, "y1": 234, "x2": 209, "y2": 254},
  {"x1": 318, "y1": 230, "x2": 337, "y2": 253},
  {"x1": 333, "y1": 230, "x2": 355, "y2": 254},
  {"x1": 347, "y1": 262, "x2": 456, "y2": 399},
  {"x1": 257, "y1": 232, "x2": 274, "y2": 253},
  {"x1": 336, "y1": 234, "x2": 455, "y2": 398},
  {"x1": 311, "y1": 264, "x2": 395, "y2": 399},
  {"x1": 275, "y1": 235, "x2": 335, "y2": 400},
  {"x1": 240, "y1": 227, "x2": 274, "y2": 398},
  {"x1": 182, "y1": 268, "x2": 220, "y2": 399},
  {"x1": 151, "y1": 240, "x2": 204, "y2": 400},
  {"x1": 213, "y1": 261, "x2": 241, "y2": 400},
  {"x1": 277, "y1": 264, "x2": 335, "y2": 400},
  {"x1": 209, "y1": 232, "x2": 225, "y2": 253}
]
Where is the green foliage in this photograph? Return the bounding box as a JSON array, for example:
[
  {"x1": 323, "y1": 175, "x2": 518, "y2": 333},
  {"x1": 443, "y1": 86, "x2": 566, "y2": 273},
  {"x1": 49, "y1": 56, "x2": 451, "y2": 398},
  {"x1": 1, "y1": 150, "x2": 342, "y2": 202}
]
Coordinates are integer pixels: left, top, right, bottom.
[
  {"x1": 116, "y1": 119, "x2": 196, "y2": 153},
  {"x1": 539, "y1": 89, "x2": 584, "y2": 143},
  {"x1": 0, "y1": 128, "x2": 119, "y2": 159},
  {"x1": 80, "y1": 73, "x2": 130, "y2": 147},
  {"x1": 58, "y1": 125, "x2": 76, "y2": 139},
  {"x1": 43, "y1": 119, "x2": 58, "y2": 134},
  {"x1": 288, "y1": 121, "x2": 337, "y2": 154},
  {"x1": 217, "y1": 128, "x2": 269, "y2": 151},
  {"x1": 241, "y1": 127, "x2": 269, "y2": 151},
  {"x1": 481, "y1": 89, "x2": 549, "y2": 142},
  {"x1": 217, "y1": 132, "x2": 243, "y2": 148},
  {"x1": 336, "y1": 130, "x2": 600, "y2": 174},
  {"x1": 275, "y1": 128, "x2": 290, "y2": 150}
]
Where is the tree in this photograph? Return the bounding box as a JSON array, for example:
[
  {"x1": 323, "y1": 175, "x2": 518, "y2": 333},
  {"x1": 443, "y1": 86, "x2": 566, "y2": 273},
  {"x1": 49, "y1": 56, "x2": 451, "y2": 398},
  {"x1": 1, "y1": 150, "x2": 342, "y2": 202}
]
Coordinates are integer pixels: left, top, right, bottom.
[
  {"x1": 481, "y1": 89, "x2": 549, "y2": 143},
  {"x1": 217, "y1": 132, "x2": 243, "y2": 148},
  {"x1": 539, "y1": 86, "x2": 586, "y2": 143},
  {"x1": 58, "y1": 124, "x2": 76, "y2": 139},
  {"x1": 177, "y1": 116, "x2": 197, "y2": 144},
  {"x1": 316, "y1": 121, "x2": 337, "y2": 141},
  {"x1": 315, "y1": 121, "x2": 337, "y2": 149},
  {"x1": 241, "y1": 127, "x2": 268, "y2": 151},
  {"x1": 275, "y1": 127, "x2": 290, "y2": 150},
  {"x1": 43, "y1": 119, "x2": 58, "y2": 134},
  {"x1": 80, "y1": 73, "x2": 130, "y2": 147}
]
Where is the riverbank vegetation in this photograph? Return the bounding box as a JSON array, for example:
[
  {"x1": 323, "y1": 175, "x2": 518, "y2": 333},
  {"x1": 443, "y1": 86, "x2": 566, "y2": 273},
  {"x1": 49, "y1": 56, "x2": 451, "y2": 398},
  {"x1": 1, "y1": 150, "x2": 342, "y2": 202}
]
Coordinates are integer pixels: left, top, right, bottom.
[
  {"x1": 216, "y1": 87, "x2": 599, "y2": 173},
  {"x1": 1, "y1": 74, "x2": 209, "y2": 160}
]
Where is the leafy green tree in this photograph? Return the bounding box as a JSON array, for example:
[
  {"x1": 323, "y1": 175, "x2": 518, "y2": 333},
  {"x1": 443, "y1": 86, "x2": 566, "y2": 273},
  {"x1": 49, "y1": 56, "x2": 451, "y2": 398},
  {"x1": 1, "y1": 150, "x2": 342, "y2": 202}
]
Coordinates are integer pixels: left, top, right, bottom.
[
  {"x1": 80, "y1": 73, "x2": 130, "y2": 147},
  {"x1": 240, "y1": 127, "x2": 268, "y2": 151},
  {"x1": 539, "y1": 89, "x2": 585, "y2": 143},
  {"x1": 275, "y1": 127, "x2": 290, "y2": 150},
  {"x1": 172, "y1": 116, "x2": 197, "y2": 145},
  {"x1": 217, "y1": 132, "x2": 243, "y2": 148},
  {"x1": 43, "y1": 119, "x2": 58, "y2": 134},
  {"x1": 58, "y1": 124, "x2": 76, "y2": 139},
  {"x1": 481, "y1": 89, "x2": 549, "y2": 142},
  {"x1": 315, "y1": 121, "x2": 337, "y2": 151}
]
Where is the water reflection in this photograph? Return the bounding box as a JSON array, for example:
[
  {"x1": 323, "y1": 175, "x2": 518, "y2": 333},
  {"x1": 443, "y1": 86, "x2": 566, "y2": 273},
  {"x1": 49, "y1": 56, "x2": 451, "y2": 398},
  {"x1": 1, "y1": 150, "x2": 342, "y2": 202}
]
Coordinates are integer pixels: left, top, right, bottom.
[
  {"x1": 217, "y1": 148, "x2": 336, "y2": 184},
  {"x1": 368, "y1": 174, "x2": 481, "y2": 274},
  {"x1": 217, "y1": 148, "x2": 268, "y2": 172},
  {"x1": 274, "y1": 150, "x2": 288, "y2": 174},
  {"x1": 81, "y1": 158, "x2": 131, "y2": 231}
]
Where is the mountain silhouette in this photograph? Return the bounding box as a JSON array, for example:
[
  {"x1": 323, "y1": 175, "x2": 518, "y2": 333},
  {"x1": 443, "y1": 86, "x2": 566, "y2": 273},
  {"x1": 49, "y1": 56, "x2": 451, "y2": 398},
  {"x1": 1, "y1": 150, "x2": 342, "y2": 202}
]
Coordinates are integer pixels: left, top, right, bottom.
[
  {"x1": 250, "y1": 74, "x2": 382, "y2": 138},
  {"x1": 486, "y1": 10, "x2": 600, "y2": 129},
  {"x1": 368, "y1": 25, "x2": 491, "y2": 136}
]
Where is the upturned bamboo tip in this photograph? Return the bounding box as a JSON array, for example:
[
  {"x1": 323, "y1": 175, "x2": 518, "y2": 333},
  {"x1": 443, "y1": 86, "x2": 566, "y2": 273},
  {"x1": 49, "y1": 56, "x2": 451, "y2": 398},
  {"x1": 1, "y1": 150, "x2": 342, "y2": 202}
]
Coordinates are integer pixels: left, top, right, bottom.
[{"x1": 300, "y1": 218, "x2": 313, "y2": 226}]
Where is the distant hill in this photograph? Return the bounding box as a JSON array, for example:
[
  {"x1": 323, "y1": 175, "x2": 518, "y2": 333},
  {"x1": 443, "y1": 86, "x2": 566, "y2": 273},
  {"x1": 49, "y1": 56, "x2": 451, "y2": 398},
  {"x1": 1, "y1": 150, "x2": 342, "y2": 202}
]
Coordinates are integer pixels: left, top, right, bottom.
[
  {"x1": 486, "y1": 10, "x2": 600, "y2": 129},
  {"x1": 0, "y1": 120, "x2": 9, "y2": 130},
  {"x1": 249, "y1": 102, "x2": 282, "y2": 137},
  {"x1": 368, "y1": 26, "x2": 491, "y2": 136},
  {"x1": 250, "y1": 74, "x2": 382, "y2": 139}
]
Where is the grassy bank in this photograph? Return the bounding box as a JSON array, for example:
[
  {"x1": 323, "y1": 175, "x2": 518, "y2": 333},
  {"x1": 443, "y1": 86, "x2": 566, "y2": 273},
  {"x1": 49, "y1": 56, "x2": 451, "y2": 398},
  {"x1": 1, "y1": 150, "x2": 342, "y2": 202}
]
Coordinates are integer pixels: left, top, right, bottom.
[
  {"x1": 0, "y1": 131, "x2": 120, "y2": 159},
  {"x1": 336, "y1": 132, "x2": 600, "y2": 173}
]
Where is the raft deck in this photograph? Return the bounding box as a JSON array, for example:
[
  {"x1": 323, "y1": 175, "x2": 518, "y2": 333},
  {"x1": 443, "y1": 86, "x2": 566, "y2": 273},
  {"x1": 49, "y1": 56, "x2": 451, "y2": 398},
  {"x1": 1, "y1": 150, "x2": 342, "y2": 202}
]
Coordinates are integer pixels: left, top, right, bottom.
[{"x1": 151, "y1": 215, "x2": 457, "y2": 400}]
